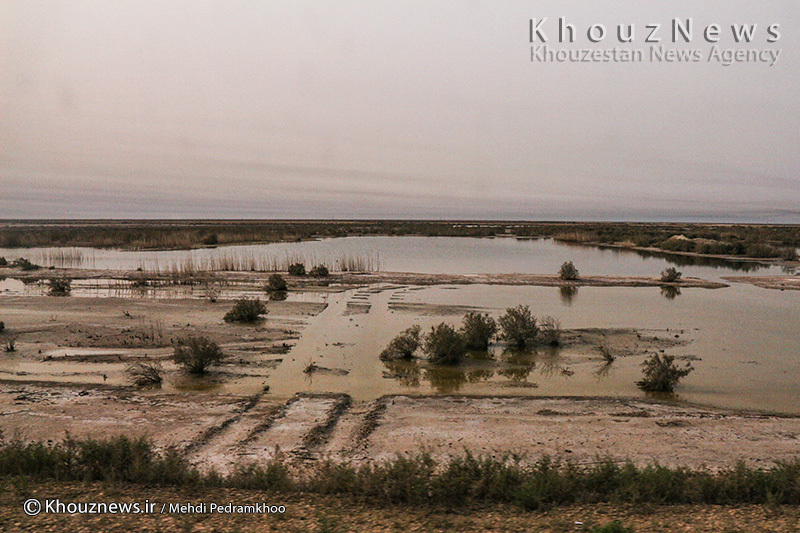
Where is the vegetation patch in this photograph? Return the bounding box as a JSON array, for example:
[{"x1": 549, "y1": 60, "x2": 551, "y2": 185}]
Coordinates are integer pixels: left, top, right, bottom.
[
  {"x1": 380, "y1": 325, "x2": 422, "y2": 361},
  {"x1": 224, "y1": 298, "x2": 267, "y2": 323},
  {"x1": 637, "y1": 354, "x2": 693, "y2": 392},
  {"x1": 1, "y1": 436, "x2": 799, "y2": 508},
  {"x1": 173, "y1": 335, "x2": 225, "y2": 374}
]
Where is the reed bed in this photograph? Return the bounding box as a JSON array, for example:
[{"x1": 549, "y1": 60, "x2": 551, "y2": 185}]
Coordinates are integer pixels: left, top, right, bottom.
[{"x1": 127, "y1": 251, "x2": 380, "y2": 278}]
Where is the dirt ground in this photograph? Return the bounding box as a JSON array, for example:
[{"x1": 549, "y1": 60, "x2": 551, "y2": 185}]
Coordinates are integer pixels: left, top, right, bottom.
[
  {"x1": 722, "y1": 275, "x2": 800, "y2": 291},
  {"x1": 2, "y1": 384, "x2": 799, "y2": 473},
  {"x1": 1, "y1": 279, "x2": 799, "y2": 473},
  {"x1": 1, "y1": 480, "x2": 799, "y2": 532}
]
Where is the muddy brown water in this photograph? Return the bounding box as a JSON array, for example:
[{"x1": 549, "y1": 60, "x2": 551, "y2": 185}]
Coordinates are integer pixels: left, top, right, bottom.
[
  {"x1": 0, "y1": 236, "x2": 788, "y2": 279},
  {"x1": 1, "y1": 237, "x2": 798, "y2": 414}
]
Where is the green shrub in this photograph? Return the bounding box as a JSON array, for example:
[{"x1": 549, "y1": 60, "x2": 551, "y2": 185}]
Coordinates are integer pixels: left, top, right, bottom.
[
  {"x1": 0, "y1": 321, "x2": 4, "y2": 332},
  {"x1": 660, "y1": 267, "x2": 682, "y2": 283},
  {"x1": 288, "y1": 263, "x2": 306, "y2": 276},
  {"x1": 559, "y1": 261, "x2": 579, "y2": 280},
  {"x1": 499, "y1": 305, "x2": 538, "y2": 348},
  {"x1": 202, "y1": 233, "x2": 218, "y2": 245},
  {"x1": 424, "y1": 323, "x2": 467, "y2": 364},
  {"x1": 48, "y1": 277, "x2": 72, "y2": 296},
  {"x1": 380, "y1": 325, "x2": 422, "y2": 360},
  {"x1": 265, "y1": 273, "x2": 288, "y2": 292},
  {"x1": 224, "y1": 298, "x2": 267, "y2": 323},
  {"x1": 636, "y1": 354, "x2": 693, "y2": 392},
  {"x1": 459, "y1": 312, "x2": 497, "y2": 350},
  {"x1": 309, "y1": 264, "x2": 329, "y2": 278},
  {"x1": 538, "y1": 316, "x2": 562, "y2": 346},
  {"x1": 0, "y1": 257, "x2": 7, "y2": 266},
  {"x1": 173, "y1": 335, "x2": 224, "y2": 374}
]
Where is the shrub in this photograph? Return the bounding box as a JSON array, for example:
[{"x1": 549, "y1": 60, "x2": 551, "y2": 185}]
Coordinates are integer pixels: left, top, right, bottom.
[
  {"x1": 48, "y1": 277, "x2": 72, "y2": 296},
  {"x1": 459, "y1": 312, "x2": 497, "y2": 350},
  {"x1": 309, "y1": 265, "x2": 329, "y2": 278},
  {"x1": 288, "y1": 263, "x2": 306, "y2": 276},
  {"x1": 636, "y1": 354, "x2": 693, "y2": 392},
  {"x1": 0, "y1": 321, "x2": 4, "y2": 333},
  {"x1": 0, "y1": 257, "x2": 6, "y2": 266},
  {"x1": 559, "y1": 261, "x2": 579, "y2": 280},
  {"x1": 424, "y1": 323, "x2": 467, "y2": 364},
  {"x1": 660, "y1": 267, "x2": 682, "y2": 283},
  {"x1": 538, "y1": 316, "x2": 562, "y2": 346},
  {"x1": 202, "y1": 233, "x2": 219, "y2": 245},
  {"x1": 125, "y1": 361, "x2": 164, "y2": 386},
  {"x1": 380, "y1": 325, "x2": 422, "y2": 360},
  {"x1": 265, "y1": 273, "x2": 288, "y2": 292},
  {"x1": 598, "y1": 340, "x2": 615, "y2": 363},
  {"x1": 12, "y1": 258, "x2": 39, "y2": 271},
  {"x1": 4, "y1": 338, "x2": 16, "y2": 352},
  {"x1": 499, "y1": 305, "x2": 538, "y2": 348},
  {"x1": 203, "y1": 281, "x2": 221, "y2": 303},
  {"x1": 224, "y1": 298, "x2": 267, "y2": 323},
  {"x1": 173, "y1": 336, "x2": 224, "y2": 374}
]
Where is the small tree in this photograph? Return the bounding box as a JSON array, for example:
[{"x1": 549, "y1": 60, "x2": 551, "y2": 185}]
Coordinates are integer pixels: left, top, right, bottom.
[
  {"x1": 288, "y1": 263, "x2": 306, "y2": 276},
  {"x1": 265, "y1": 273, "x2": 288, "y2": 292},
  {"x1": 424, "y1": 323, "x2": 467, "y2": 364},
  {"x1": 309, "y1": 265, "x2": 329, "y2": 278},
  {"x1": 459, "y1": 312, "x2": 497, "y2": 350},
  {"x1": 636, "y1": 354, "x2": 693, "y2": 392},
  {"x1": 224, "y1": 298, "x2": 267, "y2": 323},
  {"x1": 538, "y1": 316, "x2": 562, "y2": 346},
  {"x1": 499, "y1": 305, "x2": 538, "y2": 348},
  {"x1": 559, "y1": 261, "x2": 579, "y2": 280},
  {"x1": 380, "y1": 325, "x2": 421, "y2": 360},
  {"x1": 660, "y1": 267, "x2": 682, "y2": 283},
  {"x1": 173, "y1": 336, "x2": 224, "y2": 374},
  {"x1": 48, "y1": 277, "x2": 72, "y2": 296}
]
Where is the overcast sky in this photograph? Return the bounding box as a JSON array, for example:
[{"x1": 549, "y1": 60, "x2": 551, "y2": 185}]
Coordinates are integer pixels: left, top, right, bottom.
[{"x1": 1, "y1": 1, "x2": 799, "y2": 221}]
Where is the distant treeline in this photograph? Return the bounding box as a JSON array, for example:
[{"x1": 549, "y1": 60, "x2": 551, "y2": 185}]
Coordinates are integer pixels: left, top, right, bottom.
[{"x1": 0, "y1": 220, "x2": 798, "y2": 259}]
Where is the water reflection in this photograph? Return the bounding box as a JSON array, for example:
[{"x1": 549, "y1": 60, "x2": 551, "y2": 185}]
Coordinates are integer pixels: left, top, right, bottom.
[
  {"x1": 382, "y1": 345, "x2": 578, "y2": 392},
  {"x1": 619, "y1": 246, "x2": 771, "y2": 272},
  {"x1": 660, "y1": 285, "x2": 681, "y2": 300},
  {"x1": 559, "y1": 285, "x2": 579, "y2": 305}
]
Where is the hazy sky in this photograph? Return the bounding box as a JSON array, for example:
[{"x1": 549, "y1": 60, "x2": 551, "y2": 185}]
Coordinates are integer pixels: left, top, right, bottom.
[{"x1": 1, "y1": 1, "x2": 799, "y2": 221}]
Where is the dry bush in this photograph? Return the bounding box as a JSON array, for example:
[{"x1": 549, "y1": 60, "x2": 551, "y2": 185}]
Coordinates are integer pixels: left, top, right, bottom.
[
  {"x1": 499, "y1": 305, "x2": 538, "y2": 348},
  {"x1": 173, "y1": 336, "x2": 225, "y2": 374},
  {"x1": 126, "y1": 361, "x2": 164, "y2": 386},
  {"x1": 559, "y1": 261, "x2": 579, "y2": 280},
  {"x1": 459, "y1": 312, "x2": 497, "y2": 350},
  {"x1": 538, "y1": 316, "x2": 562, "y2": 346},
  {"x1": 380, "y1": 325, "x2": 421, "y2": 360},
  {"x1": 636, "y1": 354, "x2": 693, "y2": 392},
  {"x1": 423, "y1": 323, "x2": 467, "y2": 364},
  {"x1": 224, "y1": 298, "x2": 267, "y2": 323}
]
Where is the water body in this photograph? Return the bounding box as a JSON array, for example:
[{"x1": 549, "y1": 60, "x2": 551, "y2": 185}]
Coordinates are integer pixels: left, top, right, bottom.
[
  {"x1": 1, "y1": 236, "x2": 797, "y2": 413},
  {"x1": 0, "y1": 236, "x2": 787, "y2": 280}
]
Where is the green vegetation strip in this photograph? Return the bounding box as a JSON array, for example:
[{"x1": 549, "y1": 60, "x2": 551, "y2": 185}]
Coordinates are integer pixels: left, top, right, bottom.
[{"x1": 1, "y1": 436, "x2": 798, "y2": 510}]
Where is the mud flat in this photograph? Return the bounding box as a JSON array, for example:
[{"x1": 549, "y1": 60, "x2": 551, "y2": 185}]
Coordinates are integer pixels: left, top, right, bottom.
[
  {"x1": 2, "y1": 386, "x2": 799, "y2": 472},
  {"x1": 338, "y1": 271, "x2": 729, "y2": 288},
  {"x1": 722, "y1": 275, "x2": 800, "y2": 291}
]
